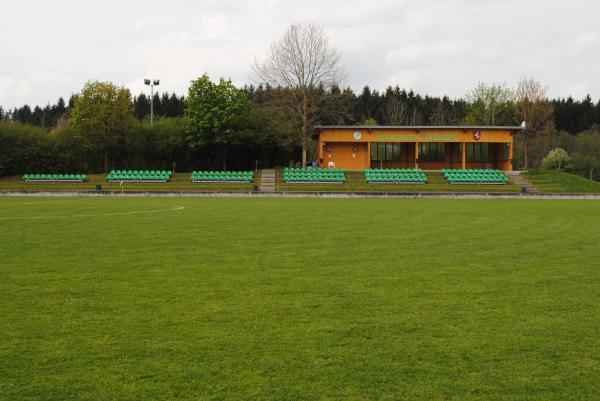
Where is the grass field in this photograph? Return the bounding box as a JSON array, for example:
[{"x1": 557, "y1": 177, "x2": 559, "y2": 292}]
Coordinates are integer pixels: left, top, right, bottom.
[
  {"x1": 2, "y1": 197, "x2": 600, "y2": 400},
  {"x1": 277, "y1": 171, "x2": 521, "y2": 193},
  {"x1": 0, "y1": 173, "x2": 259, "y2": 192},
  {"x1": 524, "y1": 170, "x2": 600, "y2": 193}
]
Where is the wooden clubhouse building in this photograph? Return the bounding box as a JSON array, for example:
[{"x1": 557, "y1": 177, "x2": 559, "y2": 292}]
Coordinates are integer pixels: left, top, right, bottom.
[{"x1": 313, "y1": 125, "x2": 523, "y2": 171}]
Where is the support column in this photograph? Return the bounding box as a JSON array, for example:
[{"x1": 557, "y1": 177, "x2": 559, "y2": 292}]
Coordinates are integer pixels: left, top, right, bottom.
[
  {"x1": 415, "y1": 142, "x2": 419, "y2": 169},
  {"x1": 508, "y1": 142, "x2": 513, "y2": 171},
  {"x1": 367, "y1": 142, "x2": 371, "y2": 170},
  {"x1": 461, "y1": 142, "x2": 466, "y2": 170}
]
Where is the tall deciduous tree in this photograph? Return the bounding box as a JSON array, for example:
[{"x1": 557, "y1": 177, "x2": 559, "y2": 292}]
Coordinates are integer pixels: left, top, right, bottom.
[
  {"x1": 253, "y1": 22, "x2": 344, "y2": 166},
  {"x1": 515, "y1": 78, "x2": 554, "y2": 170},
  {"x1": 184, "y1": 74, "x2": 254, "y2": 170},
  {"x1": 464, "y1": 82, "x2": 515, "y2": 125},
  {"x1": 70, "y1": 81, "x2": 135, "y2": 173}
]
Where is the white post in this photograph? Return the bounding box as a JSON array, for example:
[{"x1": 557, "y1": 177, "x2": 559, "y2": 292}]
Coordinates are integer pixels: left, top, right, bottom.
[{"x1": 150, "y1": 84, "x2": 154, "y2": 127}]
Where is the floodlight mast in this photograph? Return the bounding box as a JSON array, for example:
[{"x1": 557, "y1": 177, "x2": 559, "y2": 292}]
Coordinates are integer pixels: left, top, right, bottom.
[{"x1": 144, "y1": 78, "x2": 160, "y2": 126}]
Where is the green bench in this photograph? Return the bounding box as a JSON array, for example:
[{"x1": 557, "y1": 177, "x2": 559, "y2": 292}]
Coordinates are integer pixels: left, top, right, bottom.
[
  {"x1": 23, "y1": 173, "x2": 87, "y2": 182},
  {"x1": 364, "y1": 168, "x2": 427, "y2": 184},
  {"x1": 190, "y1": 171, "x2": 254, "y2": 183},
  {"x1": 283, "y1": 168, "x2": 345, "y2": 183},
  {"x1": 442, "y1": 169, "x2": 509, "y2": 185},
  {"x1": 106, "y1": 170, "x2": 172, "y2": 183}
]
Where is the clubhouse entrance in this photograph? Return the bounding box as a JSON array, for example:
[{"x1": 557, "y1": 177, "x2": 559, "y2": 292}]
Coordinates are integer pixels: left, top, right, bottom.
[{"x1": 313, "y1": 125, "x2": 521, "y2": 171}]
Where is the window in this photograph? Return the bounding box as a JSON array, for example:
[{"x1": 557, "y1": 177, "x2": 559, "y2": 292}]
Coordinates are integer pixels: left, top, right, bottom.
[
  {"x1": 371, "y1": 143, "x2": 401, "y2": 161},
  {"x1": 466, "y1": 143, "x2": 489, "y2": 162},
  {"x1": 419, "y1": 143, "x2": 445, "y2": 162},
  {"x1": 500, "y1": 143, "x2": 510, "y2": 160}
]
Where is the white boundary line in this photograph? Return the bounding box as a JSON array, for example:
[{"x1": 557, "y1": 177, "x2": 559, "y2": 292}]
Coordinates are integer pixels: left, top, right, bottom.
[
  {"x1": 1, "y1": 199, "x2": 85, "y2": 206},
  {"x1": 0, "y1": 205, "x2": 185, "y2": 220}
]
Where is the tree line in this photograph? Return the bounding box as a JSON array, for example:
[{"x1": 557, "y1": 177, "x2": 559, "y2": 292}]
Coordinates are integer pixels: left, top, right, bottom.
[{"x1": 3, "y1": 86, "x2": 599, "y2": 135}]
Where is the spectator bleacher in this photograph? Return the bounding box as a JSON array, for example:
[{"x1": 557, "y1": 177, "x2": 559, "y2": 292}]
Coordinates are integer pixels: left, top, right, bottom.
[
  {"x1": 22, "y1": 173, "x2": 86, "y2": 182},
  {"x1": 364, "y1": 168, "x2": 427, "y2": 184},
  {"x1": 283, "y1": 168, "x2": 345, "y2": 183},
  {"x1": 442, "y1": 169, "x2": 509, "y2": 184},
  {"x1": 106, "y1": 170, "x2": 172, "y2": 183},
  {"x1": 190, "y1": 171, "x2": 254, "y2": 183}
]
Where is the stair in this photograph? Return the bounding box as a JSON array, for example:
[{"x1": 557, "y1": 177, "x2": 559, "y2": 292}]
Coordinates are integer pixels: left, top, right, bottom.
[
  {"x1": 260, "y1": 169, "x2": 276, "y2": 192},
  {"x1": 506, "y1": 171, "x2": 539, "y2": 193}
]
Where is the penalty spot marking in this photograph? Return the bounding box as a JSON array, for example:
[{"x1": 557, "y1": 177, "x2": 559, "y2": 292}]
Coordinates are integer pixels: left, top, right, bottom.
[{"x1": 0, "y1": 205, "x2": 185, "y2": 220}]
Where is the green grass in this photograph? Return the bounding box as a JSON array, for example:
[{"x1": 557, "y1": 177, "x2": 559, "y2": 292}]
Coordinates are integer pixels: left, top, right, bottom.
[
  {"x1": 277, "y1": 170, "x2": 521, "y2": 193},
  {"x1": 524, "y1": 170, "x2": 600, "y2": 193},
  {"x1": 0, "y1": 173, "x2": 260, "y2": 192},
  {"x1": 2, "y1": 197, "x2": 600, "y2": 400}
]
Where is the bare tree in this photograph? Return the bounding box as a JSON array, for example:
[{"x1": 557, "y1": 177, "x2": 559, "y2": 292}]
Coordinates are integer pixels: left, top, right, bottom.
[
  {"x1": 253, "y1": 23, "x2": 344, "y2": 166},
  {"x1": 515, "y1": 78, "x2": 554, "y2": 170},
  {"x1": 429, "y1": 102, "x2": 447, "y2": 125},
  {"x1": 385, "y1": 95, "x2": 406, "y2": 125}
]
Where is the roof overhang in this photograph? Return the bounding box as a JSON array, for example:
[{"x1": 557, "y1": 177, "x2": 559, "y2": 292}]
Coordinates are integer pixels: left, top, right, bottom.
[{"x1": 312, "y1": 125, "x2": 524, "y2": 139}]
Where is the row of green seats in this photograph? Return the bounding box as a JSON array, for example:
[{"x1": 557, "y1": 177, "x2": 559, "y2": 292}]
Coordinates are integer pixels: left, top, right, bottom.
[
  {"x1": 441, "y1": 168, "x2": 501, "y2": 174},
  {"x1": 22, "y1": 173, "x2": 86, "y2": 182},
  {"x1": 365, "y1": 169, "x2": 427, "y2": 184},
  {"x1": 191, "y1": 171, "x2": 253, "y2": 182},
  {"x1": 109, "y1": 169, "x2": 172, "y2": 176},
  {"x1": 443, "y1": 169, "x2": 509, "y2": 184},
  {"x1": 284, "y1": 167, "x2": 345, "y2": 173},
  {"x1": 447, "y1": 175, "x2": 509, "y2": 184},
  {"x1": 107, "y1": 174, "x2": 169, "y2": 182},
  {"x1": 365, "y1": 168, "x2": 424, "y2": 173},
  {"x1": 284, "y1": 169, "x2": 345, "y2": 183}
]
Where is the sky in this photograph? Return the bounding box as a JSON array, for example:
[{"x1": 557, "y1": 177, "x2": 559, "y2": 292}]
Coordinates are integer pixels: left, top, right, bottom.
[{"x1": 1, "y1": 0, "x2": 599, "y2": 109}]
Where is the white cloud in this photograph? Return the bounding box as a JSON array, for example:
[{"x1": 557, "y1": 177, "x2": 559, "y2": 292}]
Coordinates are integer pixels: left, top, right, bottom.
[{"x1": 0, "y1": 0, "x2": 598, "y2": 109}]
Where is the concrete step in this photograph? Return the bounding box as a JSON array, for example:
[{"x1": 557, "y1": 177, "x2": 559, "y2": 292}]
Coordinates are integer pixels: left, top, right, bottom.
[
  {"x1": 506, "y1": 171, "x2": 539, "y2": 193},
  {"x1": 259, "y1": 169, "x2": 276, "y2": 193}
]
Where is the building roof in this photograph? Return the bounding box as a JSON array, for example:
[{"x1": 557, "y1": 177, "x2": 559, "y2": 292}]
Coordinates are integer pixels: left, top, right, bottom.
[
  {"x1": 312, "y1": 125, "x2": 523, "y2": 139},
  {"x1": 313, "y1": 125, "x2": 524, "y2": 131}
]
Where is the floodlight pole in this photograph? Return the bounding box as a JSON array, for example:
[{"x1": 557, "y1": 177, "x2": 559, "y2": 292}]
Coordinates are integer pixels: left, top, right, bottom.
[
  {"x1": 150, "y1": 84, "x2": 154, "y2": 126},
  {"x1": 144, "y1": 78, "x2": 160, "y2": 127}
]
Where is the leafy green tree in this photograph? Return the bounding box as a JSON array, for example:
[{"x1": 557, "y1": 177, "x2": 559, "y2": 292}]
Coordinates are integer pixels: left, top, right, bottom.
[
  {"x1": 70, "y1": 81, "x2": 135, "y2": 172},
  {"x1": 541, "y1": 148, "x2": 571, "y2": 170},
  {"x1": 464, "y1": 82, "x2": 515, "y2": 125},
  {"x1": 184, "y1": 74, "x2": 255, "y2": 169}
]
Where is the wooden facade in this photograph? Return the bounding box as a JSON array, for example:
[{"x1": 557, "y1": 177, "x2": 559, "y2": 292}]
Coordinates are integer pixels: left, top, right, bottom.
[{"x1": 313, "y1": 126, "x2": 521, "y2": 171}]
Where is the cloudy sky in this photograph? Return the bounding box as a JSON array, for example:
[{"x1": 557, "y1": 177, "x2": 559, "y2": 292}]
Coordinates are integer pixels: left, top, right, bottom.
[{"x1": 1, "y1": 0, "x2": 598, "y2": 109}]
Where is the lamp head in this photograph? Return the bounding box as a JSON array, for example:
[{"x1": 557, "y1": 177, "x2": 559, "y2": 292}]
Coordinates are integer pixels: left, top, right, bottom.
[{"x1": 144, "y1": 79, "x2": 151, "y2": 85}]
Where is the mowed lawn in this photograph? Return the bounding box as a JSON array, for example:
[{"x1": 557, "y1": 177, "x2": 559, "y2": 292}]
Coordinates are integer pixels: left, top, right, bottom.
[{"x1": 1, "y1": 197, "x2": 600, "y2": 401}]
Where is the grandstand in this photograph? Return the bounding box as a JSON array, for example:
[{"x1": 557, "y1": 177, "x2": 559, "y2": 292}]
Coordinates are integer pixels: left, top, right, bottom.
[
  {"x1": 442, "y1": 169, "x2": 509, "y2": 184},
  {"x1": 191, "y1": 171, "x2": 254, "y2": 183},
  {"x1": 283, "y1": 168, "x2": 345, "y2": 183},
  {"x1": 106, "y1": 170, "x2": 172, "y2": 183},
  {"x1": 364, "y1": 168, "x2": 427, "y2": 184},
  {"x1": 22, "y1": 173, "x2": 86, "y2": 182}
]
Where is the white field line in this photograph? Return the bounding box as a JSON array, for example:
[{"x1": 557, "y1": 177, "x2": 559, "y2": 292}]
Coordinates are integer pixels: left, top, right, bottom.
[
  {"x1": 1, "y1": 199, "x2": 86, "y2": 206},
  {"x1": 0, "y1": 205, "x2": 185, "y2": 220}
]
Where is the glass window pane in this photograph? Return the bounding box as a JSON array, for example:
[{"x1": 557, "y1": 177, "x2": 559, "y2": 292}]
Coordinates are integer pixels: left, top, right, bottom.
[
  {"x1": 371, "y1": 143, "x2": 377, "y2": 160},
  {"x1": 474, "y1": 144, "x2": 481, "y2": 161},
  {"x1": 438, "y1": 143, "x2": 445, "y2": 161},
  {"x1": 386, "y1": 143, "x2": 393, "y2": 161},
  {"x1": 377, "y1": 143, "x2": 385, "y2": 161},
  {"x1": 392, "y1": 143, "x2": 400, "y2": 161},
  {"x1": 481, "y1": 143, "x2": 488, "y2": 162}
]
